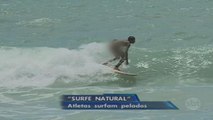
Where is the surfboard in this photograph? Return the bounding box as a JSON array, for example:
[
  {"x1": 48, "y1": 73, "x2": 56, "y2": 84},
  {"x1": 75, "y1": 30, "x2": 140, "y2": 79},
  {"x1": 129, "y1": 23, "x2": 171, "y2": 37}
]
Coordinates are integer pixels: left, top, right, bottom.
[{"x1": 104, "y1": 65, "x2": 137, "y2": 76}]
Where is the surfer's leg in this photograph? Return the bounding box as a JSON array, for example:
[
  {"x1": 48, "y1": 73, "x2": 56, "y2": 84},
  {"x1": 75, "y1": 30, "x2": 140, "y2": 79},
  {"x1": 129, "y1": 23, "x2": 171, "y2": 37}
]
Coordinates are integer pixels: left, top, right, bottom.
[
  {"x1": 102, "y1": 56, "x2": 120, "y2": 65},
  {"x1": 103, "y1": 49, "x2": 120, "y2": 65},
  {"x1": 114, "y1": 59, "x2": 125, "y2": 70},
  {"x1": 108, "y1": 57, "x2": 120, "y2": 62},
  {"x1": 114, "y1": 58, "x2": 125, "y2": 70},
  {"x1": 114, "y1": 52, "x2": 126, "y2": 70},
  {"x1": 103, "y1": 57, "x2": 118, "y2": 65}
]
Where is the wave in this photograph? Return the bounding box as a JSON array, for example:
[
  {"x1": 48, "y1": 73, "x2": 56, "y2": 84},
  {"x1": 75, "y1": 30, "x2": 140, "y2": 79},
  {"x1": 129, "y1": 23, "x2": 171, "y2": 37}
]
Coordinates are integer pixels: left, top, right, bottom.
[
  {"x1": 0, "y1": 42, "x2": 212, "y2": 88},
  {"x1": 0, "y1": 43, "x2": 114, "y2": 88}
]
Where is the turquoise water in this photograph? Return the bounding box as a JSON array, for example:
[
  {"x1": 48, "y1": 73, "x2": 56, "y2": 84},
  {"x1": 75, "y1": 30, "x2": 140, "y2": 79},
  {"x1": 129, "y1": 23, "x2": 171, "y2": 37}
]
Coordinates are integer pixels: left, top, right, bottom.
[{"x1": 0, "y1": 0, "x2": 213, "y2": 120}]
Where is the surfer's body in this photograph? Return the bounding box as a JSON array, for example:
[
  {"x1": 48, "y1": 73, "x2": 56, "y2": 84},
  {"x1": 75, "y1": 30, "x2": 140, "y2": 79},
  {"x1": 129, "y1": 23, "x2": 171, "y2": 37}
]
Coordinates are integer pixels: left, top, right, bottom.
[{"x1": 103, "y1": 36, "x2": 135, "y2": 70}]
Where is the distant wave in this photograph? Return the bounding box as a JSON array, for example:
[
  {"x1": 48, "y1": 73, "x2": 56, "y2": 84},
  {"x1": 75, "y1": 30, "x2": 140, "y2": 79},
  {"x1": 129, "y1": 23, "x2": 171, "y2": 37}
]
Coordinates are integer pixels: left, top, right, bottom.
[{"x1": 16, "y1": 18, "x2": 61, "y2": 27}]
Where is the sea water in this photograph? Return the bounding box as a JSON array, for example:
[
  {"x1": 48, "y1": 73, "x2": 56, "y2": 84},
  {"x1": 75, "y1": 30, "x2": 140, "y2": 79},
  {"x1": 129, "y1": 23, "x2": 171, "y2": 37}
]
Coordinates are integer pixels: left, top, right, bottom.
[{"x1": 0, "y1": 0, "x2": 213, "y2": 120}]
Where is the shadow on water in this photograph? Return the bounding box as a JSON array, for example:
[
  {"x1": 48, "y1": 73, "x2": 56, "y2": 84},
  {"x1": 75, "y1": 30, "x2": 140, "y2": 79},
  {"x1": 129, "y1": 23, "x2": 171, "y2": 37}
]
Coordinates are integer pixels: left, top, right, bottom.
[
  {"x1": 85, "y1": 74, "x2": 138, "y2": 88},
  {"x1": 48, "y1": 73, "x2": 139, "y2": 88},
  {"x1": 115, "y1": 74, "x2": 137, "y2": 87}
]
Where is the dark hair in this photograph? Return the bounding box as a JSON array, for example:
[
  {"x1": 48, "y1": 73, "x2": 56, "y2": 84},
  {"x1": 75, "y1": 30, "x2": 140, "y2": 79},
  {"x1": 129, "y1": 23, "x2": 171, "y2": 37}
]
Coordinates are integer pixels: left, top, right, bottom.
[{"x1": 128, "y1": 36, "x2": 135, "y2": 43}]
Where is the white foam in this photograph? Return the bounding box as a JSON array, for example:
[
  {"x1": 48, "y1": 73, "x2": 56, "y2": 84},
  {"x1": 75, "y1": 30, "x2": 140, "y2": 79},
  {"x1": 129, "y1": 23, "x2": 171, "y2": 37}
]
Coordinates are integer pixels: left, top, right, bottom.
[
  {"x1": 0, "y1": 43, "x2": 112, "y2": 88},
  {"x1": 135, "y1": 62, "x2": 149, "y2": 68}
]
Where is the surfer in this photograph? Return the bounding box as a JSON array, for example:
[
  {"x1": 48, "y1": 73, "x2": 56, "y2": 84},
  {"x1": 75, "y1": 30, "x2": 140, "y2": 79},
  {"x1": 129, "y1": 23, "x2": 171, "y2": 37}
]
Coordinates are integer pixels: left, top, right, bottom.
[{"x1": 103, "y1": 36, "x2": 135, "y2": 71}]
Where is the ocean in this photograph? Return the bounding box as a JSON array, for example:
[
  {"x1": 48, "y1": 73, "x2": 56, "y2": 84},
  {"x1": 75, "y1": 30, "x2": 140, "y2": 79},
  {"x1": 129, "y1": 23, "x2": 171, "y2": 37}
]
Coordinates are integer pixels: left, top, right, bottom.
[{"x1": 0, "y1": 0, "x2": 213, "y2": 120}]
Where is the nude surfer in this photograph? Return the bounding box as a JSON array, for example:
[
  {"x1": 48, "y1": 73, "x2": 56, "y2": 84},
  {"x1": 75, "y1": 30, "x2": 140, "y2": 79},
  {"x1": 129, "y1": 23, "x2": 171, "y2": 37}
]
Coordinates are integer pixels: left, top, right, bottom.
[{"x1": 103, "y1": 36, "x2": 136, "y2": 71}]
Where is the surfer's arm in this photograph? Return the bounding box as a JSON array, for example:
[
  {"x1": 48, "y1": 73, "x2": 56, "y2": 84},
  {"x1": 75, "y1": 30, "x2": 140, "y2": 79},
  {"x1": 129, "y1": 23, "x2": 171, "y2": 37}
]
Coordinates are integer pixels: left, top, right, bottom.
[{"x1": 125, "y1": 45, "x2": 130, "y2": 65}]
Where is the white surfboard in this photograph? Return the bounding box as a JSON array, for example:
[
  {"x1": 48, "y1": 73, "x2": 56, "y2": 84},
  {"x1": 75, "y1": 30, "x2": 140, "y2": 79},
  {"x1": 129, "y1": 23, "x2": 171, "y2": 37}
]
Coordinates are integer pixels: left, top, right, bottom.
[{"x1": 104, "y1": 65, "x2": 137, "y2": 76}]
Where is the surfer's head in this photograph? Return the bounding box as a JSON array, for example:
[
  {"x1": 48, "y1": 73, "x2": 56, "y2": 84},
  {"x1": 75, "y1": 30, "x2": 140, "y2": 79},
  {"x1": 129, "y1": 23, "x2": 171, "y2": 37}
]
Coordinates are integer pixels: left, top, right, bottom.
[{"x1": 128, "y1": 36, "x2": 135, "y2": 44}]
